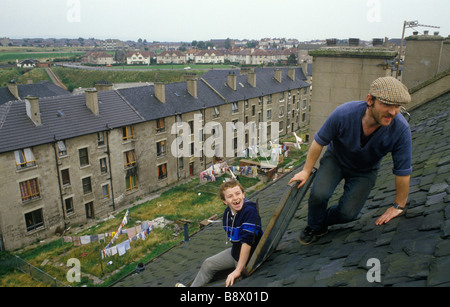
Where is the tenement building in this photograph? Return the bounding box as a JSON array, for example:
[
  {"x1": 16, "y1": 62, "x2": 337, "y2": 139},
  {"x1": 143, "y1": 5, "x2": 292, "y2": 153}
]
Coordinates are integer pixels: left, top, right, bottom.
[{"x1": 0, "y1": 67, "x2": 311, "y2": 250}]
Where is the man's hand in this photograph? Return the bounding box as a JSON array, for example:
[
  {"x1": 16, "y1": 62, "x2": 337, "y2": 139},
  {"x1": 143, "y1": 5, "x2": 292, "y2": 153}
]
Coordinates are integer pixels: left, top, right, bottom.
[
  {"x1": 375, "y1": 206, "x2": 403, "y2": 225},
  {"x1": 288, "y1": 170, "x2": 310, "y2": 189}
]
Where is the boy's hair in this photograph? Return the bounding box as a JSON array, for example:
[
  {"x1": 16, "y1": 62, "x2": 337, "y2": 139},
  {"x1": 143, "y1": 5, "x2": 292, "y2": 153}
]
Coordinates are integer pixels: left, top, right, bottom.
[{"x1": 219, "y1": 180, "x2": 244, "y2": 201}]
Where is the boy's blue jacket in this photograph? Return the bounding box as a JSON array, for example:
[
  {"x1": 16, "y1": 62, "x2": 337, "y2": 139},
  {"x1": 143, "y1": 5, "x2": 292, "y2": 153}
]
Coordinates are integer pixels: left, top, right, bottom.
[{"x1": 223, "y1": 199, "x2": 263, "y2": 261}]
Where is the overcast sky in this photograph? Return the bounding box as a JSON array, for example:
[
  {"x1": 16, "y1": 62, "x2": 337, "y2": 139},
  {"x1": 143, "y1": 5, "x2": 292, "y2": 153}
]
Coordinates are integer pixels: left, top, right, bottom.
[{"x1": 1, "y1": 0, "x2": 447, "y2": 42}]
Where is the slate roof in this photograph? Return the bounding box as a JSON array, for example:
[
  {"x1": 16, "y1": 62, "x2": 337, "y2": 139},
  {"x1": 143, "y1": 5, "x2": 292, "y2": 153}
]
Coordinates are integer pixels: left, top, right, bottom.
[
  {"x1": 117, "y1": 67, "x2": 310, "y2": 122},
  {"x1": 0, "y1": 90, "x2": 144, "y2": 153},
  {"x1": 199, "y1": 67, "x2": 309, "y2": 104},
  {"x1": 0, "y1": 81, "x2": 70, "y2": 106},
  {"x1": 117, "y1": 80, "x2": 225, "y2": 121},
  {"x1": 113, "y1": 91, "x2": 450, "y2": 287}
]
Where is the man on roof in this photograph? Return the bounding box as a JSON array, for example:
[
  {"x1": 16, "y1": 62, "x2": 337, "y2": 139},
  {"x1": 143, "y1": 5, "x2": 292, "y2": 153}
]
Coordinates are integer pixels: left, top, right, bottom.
[{"x1": 289, "y1": 76, "x2": 412, "y2": 245}]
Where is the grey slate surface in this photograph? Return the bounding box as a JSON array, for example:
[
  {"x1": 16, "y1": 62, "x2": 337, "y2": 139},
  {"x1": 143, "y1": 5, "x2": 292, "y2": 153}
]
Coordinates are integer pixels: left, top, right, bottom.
[{"x1": 114, "y1": 91, "x2": 450, "y2": 287}]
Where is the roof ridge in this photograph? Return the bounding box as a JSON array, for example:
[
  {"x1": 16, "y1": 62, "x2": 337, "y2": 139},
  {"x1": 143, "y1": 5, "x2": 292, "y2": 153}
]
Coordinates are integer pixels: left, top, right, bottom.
[{"x1": 113, "y1": 89, "x2": 146, "y2": 121}]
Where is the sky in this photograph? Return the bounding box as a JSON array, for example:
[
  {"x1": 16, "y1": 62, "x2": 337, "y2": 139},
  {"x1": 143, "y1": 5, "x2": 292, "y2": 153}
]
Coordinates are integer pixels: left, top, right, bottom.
[{"x1": 1, "y1": 0, "x2": 448, "y2": 42}]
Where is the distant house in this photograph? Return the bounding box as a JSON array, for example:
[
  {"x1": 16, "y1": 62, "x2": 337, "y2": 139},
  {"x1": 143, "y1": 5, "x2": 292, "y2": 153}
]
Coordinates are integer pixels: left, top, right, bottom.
[
  {"x1": 156, "y1": 50, "x2": 185, "y2": 64},
  {"x1": 194, "y1": 50, "x2": 225, "y2": 64},
  {"x1": 17, "y1": 59, "x2": 39, "y2": 68},
  {"x1": 126, "y1": 51, "x2": 154, "y2": 65},
  {"x1": 82, "y1": 51, "x2": 114, "y2": 65}
]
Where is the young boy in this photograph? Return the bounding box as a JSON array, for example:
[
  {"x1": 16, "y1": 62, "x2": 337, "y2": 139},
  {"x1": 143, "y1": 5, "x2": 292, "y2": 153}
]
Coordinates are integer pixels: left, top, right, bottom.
[{"x1": 177, "y1": 180, "x2": 263, "y2": 287}]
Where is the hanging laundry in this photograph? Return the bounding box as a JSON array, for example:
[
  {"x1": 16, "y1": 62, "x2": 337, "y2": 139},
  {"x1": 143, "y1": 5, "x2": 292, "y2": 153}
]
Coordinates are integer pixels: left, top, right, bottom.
[{"x1": 80, "y1": 235, "x2": 91, "y2": 245}]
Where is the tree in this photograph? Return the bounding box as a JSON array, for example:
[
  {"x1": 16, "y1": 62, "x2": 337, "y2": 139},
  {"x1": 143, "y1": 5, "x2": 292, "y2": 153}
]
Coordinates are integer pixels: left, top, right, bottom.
[
  {"x1": 224, "y1": 38, "x2": 232, "y2": 49},
  {"x1": 288, "y1": 53, "x2": 297, "y2": 65}
]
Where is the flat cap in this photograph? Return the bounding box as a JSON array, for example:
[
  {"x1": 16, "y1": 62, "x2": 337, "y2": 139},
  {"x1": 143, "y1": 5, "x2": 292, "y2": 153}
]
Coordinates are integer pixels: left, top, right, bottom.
[{"x1": 369, "y1": 76, "x2": 411, "y2": 106}]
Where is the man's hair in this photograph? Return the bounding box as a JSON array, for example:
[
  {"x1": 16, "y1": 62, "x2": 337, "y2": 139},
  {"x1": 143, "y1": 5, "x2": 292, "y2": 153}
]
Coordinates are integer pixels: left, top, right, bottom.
[{"x1": 219, "y1": 180, "x2": 244, "y2": 201}]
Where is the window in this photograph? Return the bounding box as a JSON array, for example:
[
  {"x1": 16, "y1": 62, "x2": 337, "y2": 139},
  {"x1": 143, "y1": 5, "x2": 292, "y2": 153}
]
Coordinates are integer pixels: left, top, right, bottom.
[
  {"x1": 14, "y1": 148, "x2": 36, "y2": 170},
  {"x1": 212, "y1": 107, "x2": 220, "y2": 118},
  {"x1": 19, "y1": 178, "x2": 40, "y2": 202},
  {"x1": 232, "y1": 102, "x2": 239, "y2": 114},
  {"x1": 267, "y1": 109, "x2": 272, "y2": 121},
  {"x1": 57, "y1": 141, "x2": 67, "y2": 156},
  {"x1": 79, "y1": 148, "x2": 89, "y2": 167},
  {"x1": 100, "y1": 158, "x2": 108, "y2": 174},
  {"x1": 158, "y1": 163, "x2": 167, "y2": 180},
  {"x1": 156, "y1": 140, "x2": 166, "y2": 157},
  {"x1": 156, "y1": 118, "x2": 165, "y2": 133},
  {"x1": 97, "y1": 132, "x2": 105, "y2": 146},
  {"x1": 25, "y1": 209, "x2": 44, "y2": 232},
  {"x1": 123, "y1": 150, "x2": 136, "y2": 167},
  {"x1": 188, "y1": 120, "x2": 194, "y2": 134},
  {"x1": 252, "y1": 105, "x2": 256, "y2": 116},
  {"x1": 178, "y1": 157, "x2": 184, "y2": 169},
  {"x1": 61, "y1": 169, "x2": 71, "y2": 186},
  {"x1": 82, "y1": 177, "x2": 92, "y2": 194},
  {"x1": 85, "y1": 202, "x2": 94, "y2": 219},
  {"x1": 125, "y1": 174, "x2": 138, "y2": 191},
  {"x1": 102, "y1": 184, "x2": 110, "y2": 199},
  {"x1": 122, "y1": 126, "x2": 134, "y2": 142},
  {"x1": 65, "y1": 197, "x2": 74, "y2": 214}
]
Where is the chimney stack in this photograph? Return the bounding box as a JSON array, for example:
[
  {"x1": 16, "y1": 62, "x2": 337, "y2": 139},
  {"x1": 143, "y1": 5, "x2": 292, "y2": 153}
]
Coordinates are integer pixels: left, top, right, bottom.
[
  {"x1": 227, "y1": 72, "x2": 237, "y2": 91},
  {"x1": 274, "y1": 69, "x2": 282, "y2": 83},
  {"x1": 155, "y1": 82, "x2": 166, "y2": 103},
  {"x1": 288, "y1": 68, "x2": 295, "y2": 81},
  {"x1": 25, "y1": 96, "x2": 41, "y2": 126},
  {"x1": 7, "y1": 80, "x2": 19, "y2": 99},
  {"x1": 85, "y1": 88, "x2": 99, "y2": 115},
  {"x1": 187, "y1": 78, "x2": 198, "y2": 98},
  {"x1": 248, "y1": 71, "x2": 256, "y2": 87}
]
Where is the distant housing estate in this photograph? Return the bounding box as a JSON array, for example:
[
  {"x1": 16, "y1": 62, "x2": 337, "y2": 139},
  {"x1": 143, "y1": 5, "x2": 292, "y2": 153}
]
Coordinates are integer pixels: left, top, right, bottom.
[{"x1": 0, "y1": 67, "x2": 311, "y2": 251}]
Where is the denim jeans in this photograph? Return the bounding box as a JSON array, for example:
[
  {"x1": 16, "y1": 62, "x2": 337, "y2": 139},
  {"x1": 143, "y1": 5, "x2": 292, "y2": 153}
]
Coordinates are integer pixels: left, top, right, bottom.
[{"x1": 307, "y1": 150, "x2": 378, "y2": 231}]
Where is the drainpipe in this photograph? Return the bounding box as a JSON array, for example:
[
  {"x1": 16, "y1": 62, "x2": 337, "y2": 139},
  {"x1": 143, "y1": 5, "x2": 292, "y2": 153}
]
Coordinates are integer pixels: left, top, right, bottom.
[
  {"x1": 52, "y1": 139, "x2": 66, "y2": 223},
  {"x1": 105, "y1": 126, "x2": 116, "y2": 211}
]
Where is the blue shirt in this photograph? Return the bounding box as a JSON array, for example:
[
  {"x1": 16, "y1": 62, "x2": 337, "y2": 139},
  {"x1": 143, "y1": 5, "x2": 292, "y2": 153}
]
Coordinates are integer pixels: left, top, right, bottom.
[
  {"x1": 314, "y1": 100, "x2": 412, "y2": 176},
  {"x1": 223, "y1": 199, "x2": 263, "y2": 261}
]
